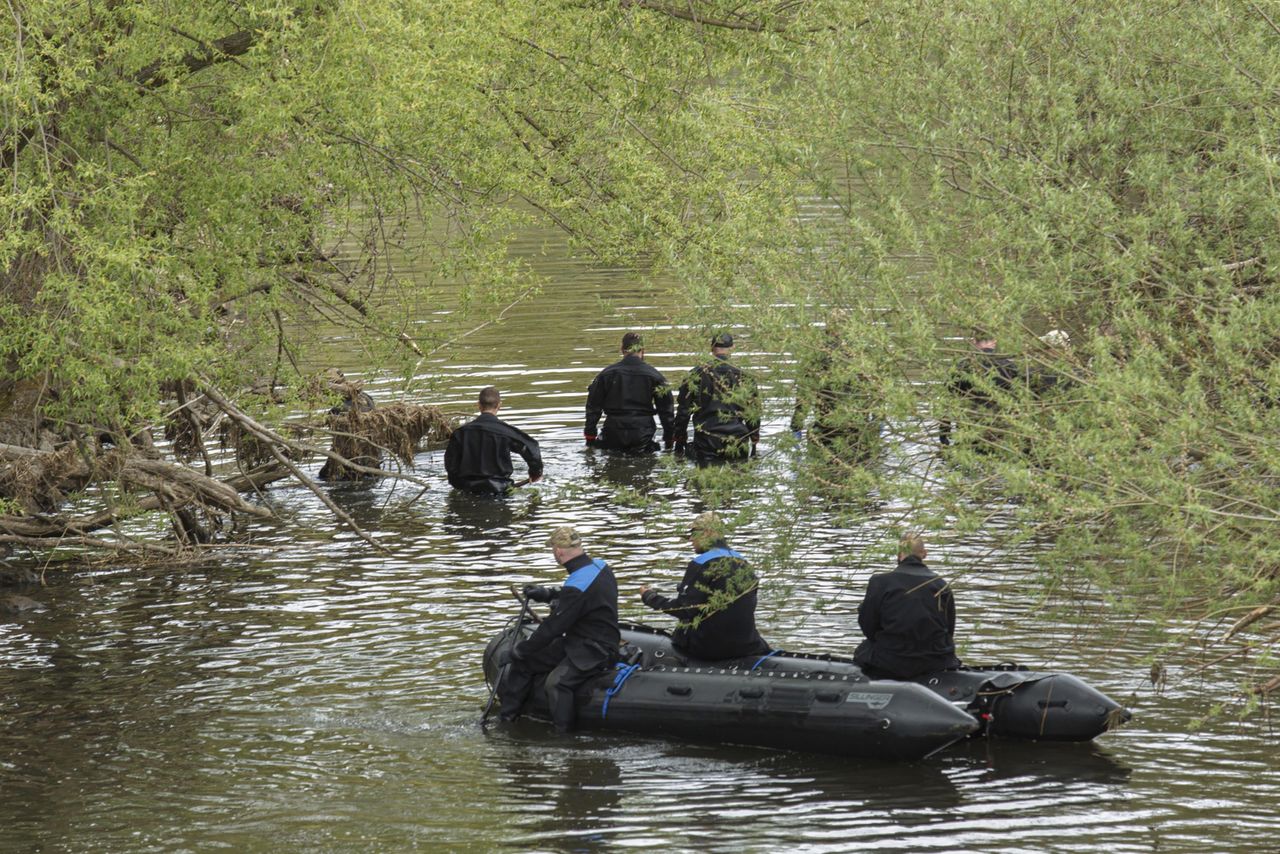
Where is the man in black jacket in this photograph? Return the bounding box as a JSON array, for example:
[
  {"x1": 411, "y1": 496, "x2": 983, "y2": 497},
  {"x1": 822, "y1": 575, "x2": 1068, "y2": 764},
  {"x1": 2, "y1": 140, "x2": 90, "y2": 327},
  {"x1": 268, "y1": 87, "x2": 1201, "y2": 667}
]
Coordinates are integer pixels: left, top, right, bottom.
[
  {"x1": 640, "y1": 512, "x2": 769, "y2": 661},
  {"x1": 853, "y1": 534, "x2": 961, "y2": 680},
  {"x1": 444, "y1": 386, "x2": 543, "y2": 495},
  {"x1": 939, "y1": 332, "x2": 1024, "y2": 447},
  {"x1": 499, "y1": 527, "x2": 620, "y2": 731},
  {"x1": 584, "y1": 332, "x2": 674, "y2": 453},
  {"x1": 673, "y1": 333, "x2": 761, "y2": 465}
]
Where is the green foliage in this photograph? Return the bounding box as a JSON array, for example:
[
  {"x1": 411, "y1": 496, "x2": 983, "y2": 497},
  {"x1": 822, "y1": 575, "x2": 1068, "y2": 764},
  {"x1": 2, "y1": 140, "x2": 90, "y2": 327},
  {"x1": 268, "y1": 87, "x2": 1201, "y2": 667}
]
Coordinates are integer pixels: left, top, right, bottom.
[
  {"x1": 649, "y1": 3, "x2": 1280, "y2": 625},
  {"x1": 1, "y1": 0, "x2": 804, "y2": 431}
]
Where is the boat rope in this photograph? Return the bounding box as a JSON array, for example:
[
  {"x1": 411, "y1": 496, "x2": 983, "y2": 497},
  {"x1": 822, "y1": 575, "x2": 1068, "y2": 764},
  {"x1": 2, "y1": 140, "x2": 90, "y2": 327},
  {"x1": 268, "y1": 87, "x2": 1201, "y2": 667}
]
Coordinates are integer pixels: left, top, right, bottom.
[
  {"x1": 750, "y1": 650, "x2": 784, "y2": 671},
  {"x1": 601, "y1": 663, "x2": 641, "y2": 719}
]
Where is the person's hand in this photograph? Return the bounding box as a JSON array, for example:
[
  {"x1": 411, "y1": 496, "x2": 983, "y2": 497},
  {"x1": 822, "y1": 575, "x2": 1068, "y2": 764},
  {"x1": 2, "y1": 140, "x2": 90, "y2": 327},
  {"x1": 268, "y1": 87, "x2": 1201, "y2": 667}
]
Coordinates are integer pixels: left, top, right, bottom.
[
  {"x1": 529, "y1": 472, "x2": 543, "y2": 483},
  {"x1": 663, "y1": 436, "x2": 675, "y2": 451},
  {"x1": 673, "y1": 440, "x2": 686, "y2": 455},
  {"x1": 584, "y1": 431, "x2": 597, "y2": 446},
  {"x1": 639, "y1": 585, "x2": 650, "y2": 597},
  {"x1": 510, "y1": 642, "x2": 528, "y2": 662},
  {"x1": 523, "y1": 584, "x2": 554, "y2": 603}
]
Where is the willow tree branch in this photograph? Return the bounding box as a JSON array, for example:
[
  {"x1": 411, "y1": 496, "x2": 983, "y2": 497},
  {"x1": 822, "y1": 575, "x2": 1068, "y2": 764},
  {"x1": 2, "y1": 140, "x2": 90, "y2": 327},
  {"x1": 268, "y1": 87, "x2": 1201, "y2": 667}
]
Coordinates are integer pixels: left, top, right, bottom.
[
  {"x1": 5, "y1": 26, "x2": 259, "y2": 171},
  {"x1": 132, "y1": 28, "x2": 257, "y2": 88},
  {"x1": 620, "y1": 0, "x2": 768, "y2": 32}
]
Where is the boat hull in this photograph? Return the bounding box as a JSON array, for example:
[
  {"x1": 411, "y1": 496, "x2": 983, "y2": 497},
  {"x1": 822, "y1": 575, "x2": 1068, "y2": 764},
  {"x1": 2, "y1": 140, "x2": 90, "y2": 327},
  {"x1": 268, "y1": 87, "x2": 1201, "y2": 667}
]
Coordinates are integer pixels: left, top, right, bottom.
[
  {"x1": 614, "y1": 623, "x2": 1130, "y2": 742},
  {"x1": 484, "y1": 627, "x2": 978, "y2": 760}
]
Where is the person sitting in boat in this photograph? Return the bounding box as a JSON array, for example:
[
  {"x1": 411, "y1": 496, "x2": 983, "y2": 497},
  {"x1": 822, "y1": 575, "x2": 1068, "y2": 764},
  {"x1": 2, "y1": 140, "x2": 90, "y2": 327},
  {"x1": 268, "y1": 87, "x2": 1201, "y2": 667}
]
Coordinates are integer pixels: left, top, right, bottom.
[
  {"x1": 499, "y1": 526, "x2": 620, "y2": 732},
  {"x1": 853, "y1": 533, "x2": 961, "y2": 680},
  {"x1": 640, "y1": 512, "x2": 770, "y2": 661},
  {"x1": 444, "y1": 386, "x2": 543, "y2": 495},
  {"x1": 584, "y1": 332, "x2": 675, "y2": 454}
]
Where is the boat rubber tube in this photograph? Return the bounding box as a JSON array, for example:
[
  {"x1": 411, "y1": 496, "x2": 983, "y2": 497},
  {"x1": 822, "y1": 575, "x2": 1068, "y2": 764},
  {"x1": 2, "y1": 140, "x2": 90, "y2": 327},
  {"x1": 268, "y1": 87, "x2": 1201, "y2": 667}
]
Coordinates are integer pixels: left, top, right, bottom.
[
  {"x1": 482, "y1": 627, "x2": 978, "y2": 760},
  {"x1": 615, "y1": 623, "x2": 1131, "y2": 743}
]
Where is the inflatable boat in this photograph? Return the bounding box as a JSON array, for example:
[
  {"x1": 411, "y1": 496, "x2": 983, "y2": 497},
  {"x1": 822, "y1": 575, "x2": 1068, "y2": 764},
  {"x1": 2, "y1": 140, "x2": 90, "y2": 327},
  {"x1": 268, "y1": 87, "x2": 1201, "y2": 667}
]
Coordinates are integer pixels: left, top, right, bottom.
[
  {"x1": 616, "y1": 622, "x2": 1131, "y2": 742},
  {"x1": 482, "y1": 625, "x2": 979, "y2": 760}
]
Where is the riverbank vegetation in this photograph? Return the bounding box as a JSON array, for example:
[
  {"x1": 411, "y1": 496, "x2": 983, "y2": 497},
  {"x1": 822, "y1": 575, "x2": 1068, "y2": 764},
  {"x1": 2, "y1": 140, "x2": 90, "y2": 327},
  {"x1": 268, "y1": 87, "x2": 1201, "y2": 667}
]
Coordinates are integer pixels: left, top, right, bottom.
[{"x1": 3, "y1": 2, "x2": 1277, "y2": 705}]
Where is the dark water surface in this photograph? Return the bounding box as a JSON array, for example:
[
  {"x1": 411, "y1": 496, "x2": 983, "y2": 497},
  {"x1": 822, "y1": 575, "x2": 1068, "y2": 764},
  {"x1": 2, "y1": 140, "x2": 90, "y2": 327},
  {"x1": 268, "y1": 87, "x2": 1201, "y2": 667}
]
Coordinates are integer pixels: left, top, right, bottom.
[{"x1": 3, "y1": 234, "x2": 1278, "y2": 852}]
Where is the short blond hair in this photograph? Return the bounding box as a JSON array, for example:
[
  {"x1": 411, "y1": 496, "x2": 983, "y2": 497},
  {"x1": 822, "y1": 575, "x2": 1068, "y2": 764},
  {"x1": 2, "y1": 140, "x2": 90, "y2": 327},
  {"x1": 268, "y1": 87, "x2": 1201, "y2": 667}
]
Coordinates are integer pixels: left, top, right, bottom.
[{"x1": 898, "y1": 533, "x2": 926, "y2": 559}]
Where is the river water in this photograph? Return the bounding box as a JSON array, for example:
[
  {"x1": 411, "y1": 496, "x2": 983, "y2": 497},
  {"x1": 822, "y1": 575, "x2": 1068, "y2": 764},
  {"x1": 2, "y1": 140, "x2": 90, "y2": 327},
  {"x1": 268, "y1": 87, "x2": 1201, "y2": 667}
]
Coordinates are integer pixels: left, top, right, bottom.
[{"x1": 2, "y1": 230, "x2": 1277, "y2": 853}]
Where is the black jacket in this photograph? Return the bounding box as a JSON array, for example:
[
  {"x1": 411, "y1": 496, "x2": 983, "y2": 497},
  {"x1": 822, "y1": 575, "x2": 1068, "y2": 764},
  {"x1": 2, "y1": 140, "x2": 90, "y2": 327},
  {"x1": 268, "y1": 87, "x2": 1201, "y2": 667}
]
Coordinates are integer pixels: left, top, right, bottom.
[
  {"x1": 948, "y1": 348, "x2": 1022, "y2": 408},
  {"x1": 940, "y1": 347, "x2": 1024, "y2": 445},
  {"x1": 674, "y1": 355, "x2": 760, "y2": 454},
  {"x1": 642, "y1": 541, "x2": 769, "y2": 661},
  {"x1": 790, "y1": 342, "x2": 882, "y2": 444},
  {"x1": 517, "y1": 553, "x2": 620, "y2": 670},
  {"x1": 444, "y1": 412, "x2": 543, "y2": 494},
  {"x1": 585, "y1": 354, "x2": 674, "y2": 451},
  {"x1": 853, "y1": 555, "x2": 960, "y2": 679}
]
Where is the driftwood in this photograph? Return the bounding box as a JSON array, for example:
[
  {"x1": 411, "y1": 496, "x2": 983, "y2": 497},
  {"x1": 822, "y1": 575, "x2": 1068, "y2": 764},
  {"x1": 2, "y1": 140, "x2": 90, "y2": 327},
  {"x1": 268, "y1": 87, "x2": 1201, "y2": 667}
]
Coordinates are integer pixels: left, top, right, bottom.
[
  {"x1": 199, "y1": 382, "x2": 399, "y2": 551},
  {"x1": 198, "y1": 381, "x2": 436, "y2": 489},
  {"x1": 320, "y1": 401, "x2": 455, "y2": 481},
  {"x1": 0, "y1": 441, "x2": 288, "y2": 542},
  {"x1": 0, "y1": 374, "x2": 450, "y2": 559}
]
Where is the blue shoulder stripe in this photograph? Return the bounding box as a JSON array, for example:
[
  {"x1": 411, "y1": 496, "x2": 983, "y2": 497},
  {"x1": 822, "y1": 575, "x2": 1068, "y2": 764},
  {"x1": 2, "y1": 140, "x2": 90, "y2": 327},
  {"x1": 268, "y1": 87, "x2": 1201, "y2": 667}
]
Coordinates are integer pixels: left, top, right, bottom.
[
  {"x1": 564, "y1": 559, "x2": 607, "y2": 591},
  {"x1": 692, "y1": 547, "x2": 744, "y2": 565}
]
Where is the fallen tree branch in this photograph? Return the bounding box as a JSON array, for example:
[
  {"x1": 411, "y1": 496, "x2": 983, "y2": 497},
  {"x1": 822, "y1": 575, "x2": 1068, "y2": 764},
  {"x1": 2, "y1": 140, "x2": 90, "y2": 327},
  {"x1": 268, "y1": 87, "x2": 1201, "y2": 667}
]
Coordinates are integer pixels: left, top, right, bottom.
[
  {"x1": 0, "y1": 532, "x2": 181, "y2": 557},
  {"x1": 1222, "y1": 605, "x2": 1275, "y2": 643},
  {"x1": 0, "y1": 462, "x2": 289, "y2": 539},
  {"x1": 1250, "y1": 673, "x2": 1280, "y2": 696},
  {"x1": 266, "y1": 445, "x2": 388, "y2": 554},
  {"x1": 199, "y1": 381, "x2": 432, "y2": 489}
]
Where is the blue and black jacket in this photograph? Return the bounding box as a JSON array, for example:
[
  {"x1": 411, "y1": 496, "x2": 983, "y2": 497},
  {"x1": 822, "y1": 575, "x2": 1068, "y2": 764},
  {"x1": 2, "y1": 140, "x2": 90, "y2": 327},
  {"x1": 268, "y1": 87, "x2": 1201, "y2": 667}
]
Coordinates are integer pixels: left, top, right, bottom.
[
  {"x1": 517, "y1": 553, "x2": 620, "y2": 670},
  {"x1": 642, "y1": 540, "x2": 768, "y2": 661}
]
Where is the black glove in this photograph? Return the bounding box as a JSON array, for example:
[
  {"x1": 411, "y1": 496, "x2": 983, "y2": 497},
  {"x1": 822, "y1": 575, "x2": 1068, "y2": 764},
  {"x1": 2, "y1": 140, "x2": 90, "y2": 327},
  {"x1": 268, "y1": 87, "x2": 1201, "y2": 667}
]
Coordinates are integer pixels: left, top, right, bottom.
[
  {"x1": 523, "y1": 584, "x2": 555, "y2": 604},
  {"x1": 509, "y1": 642, "x2": 528, "y2": 662}
]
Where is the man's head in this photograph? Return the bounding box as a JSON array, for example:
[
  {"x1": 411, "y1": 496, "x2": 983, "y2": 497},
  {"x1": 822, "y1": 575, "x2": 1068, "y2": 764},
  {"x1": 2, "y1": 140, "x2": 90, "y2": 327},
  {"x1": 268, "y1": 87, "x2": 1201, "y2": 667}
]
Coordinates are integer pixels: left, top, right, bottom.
[
  {"x1": 689, "y1": 511, "x2": 726, "y2": 552},
  {"x1": 621, "y1": 332, "x2": 644, "y2": 356},
  {"x1": 897, "y1": 532, "x2": 927, "y2": 562},
  {"x1": 710, "y1": 332, "x2": 734, "y2": 356},
  {"x1": 546, "y1": 526, "x2": 584, "y2": 565},
  {"x1": 478, "y1": 386, "x2": 501, "y2": 413}
]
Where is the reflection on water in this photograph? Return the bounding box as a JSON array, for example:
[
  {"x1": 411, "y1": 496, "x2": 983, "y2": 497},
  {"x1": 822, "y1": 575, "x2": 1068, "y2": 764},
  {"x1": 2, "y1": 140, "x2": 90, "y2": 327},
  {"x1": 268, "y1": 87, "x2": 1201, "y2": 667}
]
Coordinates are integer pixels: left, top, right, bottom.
[{"x1": 2, "y1": 226, "x2": 1278, "y2": 852}]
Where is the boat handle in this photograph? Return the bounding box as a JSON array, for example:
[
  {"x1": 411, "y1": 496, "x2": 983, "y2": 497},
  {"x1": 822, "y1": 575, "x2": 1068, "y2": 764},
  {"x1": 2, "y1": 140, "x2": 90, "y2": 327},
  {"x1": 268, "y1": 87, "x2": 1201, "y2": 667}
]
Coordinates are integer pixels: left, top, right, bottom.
[
  {"x1": 814, "y1": 691, "x2": 841, "y2": 703},
  {"x1": 739, "y1": 688, "x2": 764, "y2": 699},
  {"x1": 666, "y1": 685, "x2": 692, "y2": 696}
]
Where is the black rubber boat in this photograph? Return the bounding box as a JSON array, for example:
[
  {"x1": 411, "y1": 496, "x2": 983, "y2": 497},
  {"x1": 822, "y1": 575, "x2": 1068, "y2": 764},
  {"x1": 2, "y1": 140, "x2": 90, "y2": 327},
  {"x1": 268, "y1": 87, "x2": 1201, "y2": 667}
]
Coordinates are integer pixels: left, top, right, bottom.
[
  {"x1": 482, "y1": 625, "x2": 979, "y2": 760},
  {"x1": 616, "y1": 622, "x2": 1131, "y2": 742}
]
